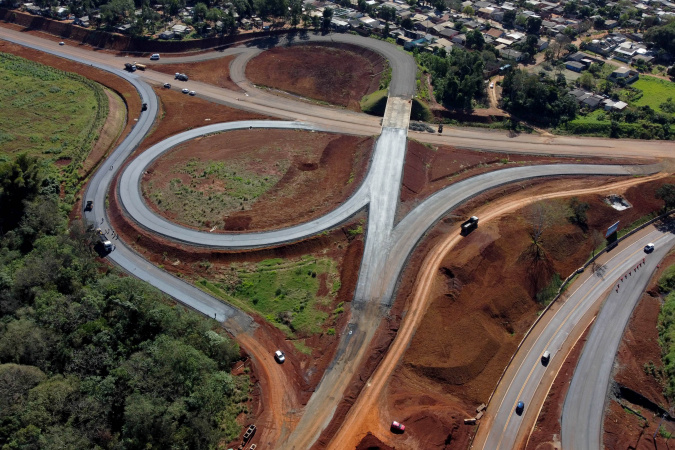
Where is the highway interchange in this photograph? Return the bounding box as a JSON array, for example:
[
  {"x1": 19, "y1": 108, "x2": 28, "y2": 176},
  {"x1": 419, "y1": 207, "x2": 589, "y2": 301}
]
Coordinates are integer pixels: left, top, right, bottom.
[{"x1": 2, "y1": 25, "x2": 674, "y2": 449}]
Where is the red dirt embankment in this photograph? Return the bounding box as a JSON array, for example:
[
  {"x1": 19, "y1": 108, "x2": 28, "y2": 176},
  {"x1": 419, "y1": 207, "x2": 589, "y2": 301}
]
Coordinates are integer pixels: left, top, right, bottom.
[
  {"x1": 149, "y1": 55, "x2": 242, "y2": 92},
  {"x1": 398, "y1": 140, "x2": 656, "y2": 221},
  {"x1": 246, "y1": 44, "x2": 386, "y2": 112},
  {"x1": 107, "y1": 85, "x2": 368, "y2": 446},
  {"x1": 142, "y1": 129, "x2": 373, "y2": 232},
  {"x1": 341, "y1": 175, "x2": 675, "y2": 449},
  {"x1": 601, "y1": 252, "x2": 675, "y2": 449}
]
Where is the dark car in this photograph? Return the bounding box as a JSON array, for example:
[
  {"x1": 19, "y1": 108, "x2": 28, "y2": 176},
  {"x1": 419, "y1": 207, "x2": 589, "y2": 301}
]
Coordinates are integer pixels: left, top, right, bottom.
[
  {"x1": 644, "y1": 243, "x2": 655, "y2": 253},
  {"x1": 163, "y1": 83, "x2": 171, "y2": 89},
  {"x1": 516, "y1": 401, "x2": 525, "y2": 415},
  {"x1": 141, "y1": 103, "x2": 148, "y2": 111},
  {"x1": 85, "y1": 200, "x2": 93, "y2": 211}
]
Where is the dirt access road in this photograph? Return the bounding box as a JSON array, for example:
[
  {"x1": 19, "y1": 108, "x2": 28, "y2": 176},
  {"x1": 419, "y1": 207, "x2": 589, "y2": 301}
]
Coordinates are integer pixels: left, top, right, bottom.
[{"x1": 330, "y1": 174, "x2": 667, "y2": 449}]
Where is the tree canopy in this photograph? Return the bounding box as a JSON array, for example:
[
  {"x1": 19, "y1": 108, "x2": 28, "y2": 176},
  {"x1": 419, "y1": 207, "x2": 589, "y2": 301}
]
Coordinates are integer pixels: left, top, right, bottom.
[
  {"x1": 418, "y1": 48, "x2": 487, "y2": 110},
  {"x1": 501, "y1": 69, "x2": 578, "y2": 125},
  {"x1": 0, "y1": 153, "x2": 246, "y2": 449}
]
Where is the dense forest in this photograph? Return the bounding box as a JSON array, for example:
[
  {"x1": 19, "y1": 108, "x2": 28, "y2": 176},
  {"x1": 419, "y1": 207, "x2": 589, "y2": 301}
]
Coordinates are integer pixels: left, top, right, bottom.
[{"x1": 0, "y1": 154, "x2": 247, "y2": 449}]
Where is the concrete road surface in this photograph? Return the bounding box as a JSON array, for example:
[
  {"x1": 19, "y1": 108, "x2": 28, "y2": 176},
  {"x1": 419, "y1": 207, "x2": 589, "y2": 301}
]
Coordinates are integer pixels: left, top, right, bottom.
[
  {"x1": 477, "y1": 226, "x2": 675, "y2": 450},
  {"x1": 562, "y1": 226, "x2": 675, "y2": 450}
]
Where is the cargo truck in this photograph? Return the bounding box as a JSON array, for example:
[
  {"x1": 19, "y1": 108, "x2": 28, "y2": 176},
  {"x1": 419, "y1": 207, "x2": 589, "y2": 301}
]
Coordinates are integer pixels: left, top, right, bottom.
[
  {"x1": 461, "y1": 216, "x2": 479, "y2": 235},
  {"x1": 133, "y1": 62, "x2": 146, "y2": 70},
  {"x1": 124, "y1": 63, "x2": 136, "y2": 72}
]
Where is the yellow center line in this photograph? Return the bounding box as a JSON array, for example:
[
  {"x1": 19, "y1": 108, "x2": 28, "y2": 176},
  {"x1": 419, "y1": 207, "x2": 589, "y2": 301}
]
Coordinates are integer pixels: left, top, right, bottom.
[{"x1": 493, "y1": 231, "x2": 667, "y2": 450}]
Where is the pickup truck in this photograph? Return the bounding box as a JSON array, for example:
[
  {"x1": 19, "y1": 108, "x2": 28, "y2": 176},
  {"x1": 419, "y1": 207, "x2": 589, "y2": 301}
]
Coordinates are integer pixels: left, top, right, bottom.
[{"x1": 124, "y1": 63, "x2": 136, "y2": 72}]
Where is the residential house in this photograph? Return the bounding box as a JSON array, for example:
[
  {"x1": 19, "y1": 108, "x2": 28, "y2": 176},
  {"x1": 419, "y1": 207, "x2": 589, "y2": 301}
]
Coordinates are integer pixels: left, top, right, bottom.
[
  {"x1": 452, "y1": 33, "x2": 466, "y2": 45},
  {"x1": 565, "y1": 61, "x2": 585, "y2": 72},
  {"x1": 500, "y1": 48, "x2": 523, "y2": 61},
  {"x1": 485, "y1": 27, "x2": 504, "y2": 39},
  {"x1": 584, "y1": 39, "x2": 617, "y2": 56},
  {"x1": 74, "y1": 15, "x2": 90, "y2": 27},
  {"x1": 608, "y1": 66, "x2": 639, "y2": 84},
  {"x1": 581, "y1": 95, "x2": 603, "y2": 109}
]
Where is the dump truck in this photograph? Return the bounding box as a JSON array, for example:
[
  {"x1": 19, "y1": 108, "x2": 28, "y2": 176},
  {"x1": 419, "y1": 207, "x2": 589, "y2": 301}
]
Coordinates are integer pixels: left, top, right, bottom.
[
  {"x1": 133, "y1": 62, "x2": 146, "y2": 70},
  {"x1": 124, "y1": 63, "x2": 136, "y2": 72},
  {"x1": 461, "y1": 216, "x2": 479, "y2": 235}
]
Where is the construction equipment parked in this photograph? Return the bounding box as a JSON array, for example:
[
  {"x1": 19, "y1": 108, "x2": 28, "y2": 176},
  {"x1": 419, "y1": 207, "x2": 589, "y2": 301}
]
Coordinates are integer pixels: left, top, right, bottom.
[{"x1": 134, "y1": 62, "x2": 146, "y2": 70}]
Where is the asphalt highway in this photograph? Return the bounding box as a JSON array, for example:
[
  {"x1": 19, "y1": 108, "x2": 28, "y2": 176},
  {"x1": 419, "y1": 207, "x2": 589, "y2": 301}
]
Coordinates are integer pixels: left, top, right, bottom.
[
  {"x1": 0, "y1": 32, "x2": 256, "y2": 332},
  {"x1": 561, "y1": 227, "x2": 675, "y2": 450},
  {"x1": 117, "y1": 120, "x2": 376, "y2": 248},
  {"x1": 2, "y1": 27, "x2": 672, "y2": 158},
  {"x1": 3, "y1": 26, "x2": 672, "y2": 450},
  {"x1": 478, "y1": 227, "x2": 675, "y2": 450}
]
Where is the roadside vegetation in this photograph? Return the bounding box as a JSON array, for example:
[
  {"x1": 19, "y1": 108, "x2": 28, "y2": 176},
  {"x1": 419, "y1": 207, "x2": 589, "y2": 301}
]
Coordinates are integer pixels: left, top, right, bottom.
[
  {"x1": 564, "y1": 75, "x2": 675, "y2": 139},
  {"x1": 0, "y1": 153, "x2": 248, "y2": 449},
  {"x1": 198, "y1": 257, "x2": 342, "y2": 337},
  {"x1": 0, "y1": 53, "x2": 109, "y2": 205},
  {"x1": 416, "y1": 48, "x2": 489, "y2": 110},
  {"x1": 0, "y1": 52, "x2": 107, "y2": 164},
  {"x1": 657, "y1": 265, "x2": 675, "y2": 399}
]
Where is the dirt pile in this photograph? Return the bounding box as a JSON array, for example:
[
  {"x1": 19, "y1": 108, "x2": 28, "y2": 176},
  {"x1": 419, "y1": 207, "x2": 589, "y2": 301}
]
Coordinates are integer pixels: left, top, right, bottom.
[
  {"x1": 355, "y1": 433, "x2": 394, "y2": 450},
  {"x1": 142, "y1": 129, "x2": 373, "y2": 232},
  {"x1": 246, "y1": 44, "x2": 385, "y2": 112}
]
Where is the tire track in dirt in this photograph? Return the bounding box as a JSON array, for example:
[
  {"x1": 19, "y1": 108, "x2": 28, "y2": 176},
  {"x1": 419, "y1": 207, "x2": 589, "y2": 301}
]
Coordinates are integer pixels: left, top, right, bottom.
[
  {"x1": 329, "y1": 173, "x2": 668, "y2": 449},
  {"x1": 236, "y1": 330, "x2": 302, "y2": 448}
]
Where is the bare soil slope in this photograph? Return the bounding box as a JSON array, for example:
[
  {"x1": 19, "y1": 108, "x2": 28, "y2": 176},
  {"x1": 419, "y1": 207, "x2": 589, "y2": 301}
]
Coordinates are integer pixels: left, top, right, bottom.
[
  {"x1": 398, "y1": 140, "x2": 656, "y2": 221},
  {"x1": 246, "y1": 44, "x2": 385, "y2": 112},
  {"x1": 601, "y1": 252, "x2": 675, "y2": 449},
  {"x1": 142, "y1": 129, "x2": 373, "y2": 232},
  {"x1": 380, "y1": 176, "x2": 675, "y2": 447},
  {"x1": 149, "y1": 55, "x2": 241, "y2": 92}
]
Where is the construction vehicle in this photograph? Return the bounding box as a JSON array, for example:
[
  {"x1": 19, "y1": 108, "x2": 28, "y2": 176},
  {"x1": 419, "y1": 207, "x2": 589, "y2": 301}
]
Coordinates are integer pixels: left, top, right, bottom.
[
  {"x1": 124, "y1": 63, "x2": 136, "y2": 72},
  {"x1": 133, "y1": 62, "x2": 146, "y2": 70},
  {"x1": 460, "y1": 216, "x2": 479, "y2": 235}
]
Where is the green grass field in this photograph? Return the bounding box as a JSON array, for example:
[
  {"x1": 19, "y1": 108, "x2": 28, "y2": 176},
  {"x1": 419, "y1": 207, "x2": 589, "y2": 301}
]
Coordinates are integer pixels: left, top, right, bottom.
[
  {"x1": 631, "y1": 76, "x2": 675, "y2": 116},
  {"x1": 197, "y1": 256, "x2": 341, "y2": 337},
  {"x1": 0, "y1": 52, "x2": 107, "y2": 165},
  {"x1": 146, "y1": 156, "x2": 289, "y2": 228}
]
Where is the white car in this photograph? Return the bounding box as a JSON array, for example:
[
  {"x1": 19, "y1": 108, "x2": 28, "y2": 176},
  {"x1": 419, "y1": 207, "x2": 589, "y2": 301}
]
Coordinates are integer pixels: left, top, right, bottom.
[
  {"x1": 489, "y1": 82, "x2": 494, "y2": 88},
  {"x1": 274, "y1": 350, "x2": 285, "y2": 364},
  {"x1": 59, "y1": 41, "x2": 65, "y2": 45},
  {"x1": 150, "y1": 53, "x2": 160, "y2": 60},
  {"x1": 644, "y1": 243, "x2": 655, "y2": 253},
  {"x1": 163, "y1": 83, "x2": 171, "y2": 89},
  {"x1": 181, "y1": 88, "x2": 189, "y2": 94},
  {"x1": 189, "y1": 91, "x2": 196, "y2": 96}
]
